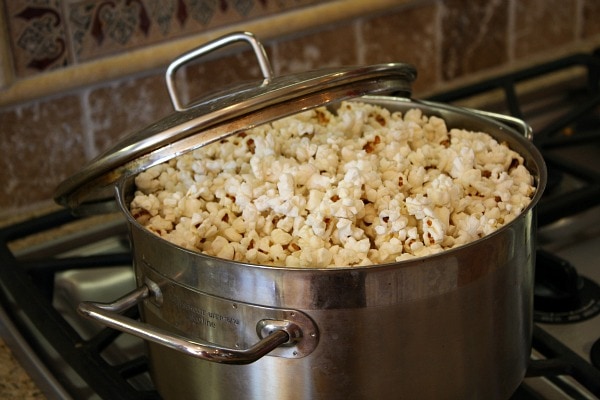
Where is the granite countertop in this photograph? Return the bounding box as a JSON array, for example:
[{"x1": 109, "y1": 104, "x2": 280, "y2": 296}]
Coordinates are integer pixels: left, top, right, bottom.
[
  {"x1": 0, "y1": 205, "x2": 54, "y2": 399},
  {"x1": 0, "y1": 338, "x2": 45, "y2": 399},
  {"x1": 1, "y1": 203, "x2": 129, "y2": 399}
]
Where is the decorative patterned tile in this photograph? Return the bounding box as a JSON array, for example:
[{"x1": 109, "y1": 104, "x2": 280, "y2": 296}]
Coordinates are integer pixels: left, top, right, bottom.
[
  {"x1": 3, "y1": 0, "x2": 72, "y2": 78},
  {"x1": 63, "y1": 0, "x2": 325, "y2": 63},
  {"x1": 2, "y1": 0, "x2": 327, "y2": 78},
  {"x1": 440, "y1": 0, "x2": 508, "y2": 81}
]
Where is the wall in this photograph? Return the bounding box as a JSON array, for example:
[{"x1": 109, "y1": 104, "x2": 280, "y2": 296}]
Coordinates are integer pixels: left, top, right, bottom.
[{"x1": 1, "y1": 0, "x2": 600, "y2": 216}]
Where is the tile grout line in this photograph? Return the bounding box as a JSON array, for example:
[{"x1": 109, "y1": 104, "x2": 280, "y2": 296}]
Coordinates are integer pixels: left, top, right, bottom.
[
  {"x1": 507, "y1": 0, "x2": 515, "y2": 63},
  {"x1": 79, "y1": 88, "x2": 97, "y2": 161},
  {"x1": 574, "y1": 0, "x2": 583, "y2": 42}
]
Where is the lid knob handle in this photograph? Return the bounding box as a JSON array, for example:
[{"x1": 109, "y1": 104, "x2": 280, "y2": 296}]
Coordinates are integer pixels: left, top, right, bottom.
[{"x1": 166, "y1": 31, "x2": 275, "y2": 112}]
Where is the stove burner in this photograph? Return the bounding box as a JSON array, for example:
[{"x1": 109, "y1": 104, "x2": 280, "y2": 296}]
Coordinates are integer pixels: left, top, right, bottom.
[{"x1": 534, "y1": 249, "x2": 600, "y2": 323}]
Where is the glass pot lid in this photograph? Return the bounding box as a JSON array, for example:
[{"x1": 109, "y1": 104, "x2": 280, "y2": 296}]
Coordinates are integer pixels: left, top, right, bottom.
[{"x1": 55, "y1": 31, "x2": 417, "y2": 214}]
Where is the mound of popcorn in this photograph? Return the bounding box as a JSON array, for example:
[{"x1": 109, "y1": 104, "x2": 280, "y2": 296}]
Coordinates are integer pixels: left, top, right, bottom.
[{"x1": 130, "y1": 101, "x2": 536, "y2": 267}]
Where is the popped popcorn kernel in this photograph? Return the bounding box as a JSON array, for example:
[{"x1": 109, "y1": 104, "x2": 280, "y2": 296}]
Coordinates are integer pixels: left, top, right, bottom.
[{"x1": 131, "y1": 102, "x2": 536, "y2": 267}]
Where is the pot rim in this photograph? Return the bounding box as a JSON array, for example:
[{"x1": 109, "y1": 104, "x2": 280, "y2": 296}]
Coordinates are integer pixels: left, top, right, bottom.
[
  {"x1": 115, "y1": 95, "x2": 547, "y2": 272},
  {"x1": 54, "y1": 32, "x2": 416, "y2": 214}
]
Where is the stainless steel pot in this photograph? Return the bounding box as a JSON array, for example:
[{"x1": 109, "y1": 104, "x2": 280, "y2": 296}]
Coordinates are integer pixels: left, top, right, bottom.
[{"x1": 56, "y1": 32, "x2": 547, "y2": 400}]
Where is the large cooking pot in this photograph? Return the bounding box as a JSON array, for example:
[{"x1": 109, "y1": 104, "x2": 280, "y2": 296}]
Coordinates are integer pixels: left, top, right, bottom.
[{"x1": 55, "y1": 32, "x2": 546, "y2": 400}]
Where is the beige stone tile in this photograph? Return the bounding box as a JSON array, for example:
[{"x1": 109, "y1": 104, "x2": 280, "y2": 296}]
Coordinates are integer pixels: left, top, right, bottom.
[
  {"x1": 513, "y1": 0, "x2": 577, "y2": 58},
  {"x1": 0, "y1": 94, "x2": 86, "y2": 209},
  {"x1": 273, "y1": 23, "x2": 358, "y2": 75},
  {"x1": 86, "y1": 72, "x2": 172, "y2": 155},
  {"x1": 582, "y1": 0, "x2": 600, "y2": 38},
  {"x1": 440, "y1": 0, "x2": 508, "y2": 81},
  {"x1": 361, "y1": 3, "x2": 439, "y2": 94}
]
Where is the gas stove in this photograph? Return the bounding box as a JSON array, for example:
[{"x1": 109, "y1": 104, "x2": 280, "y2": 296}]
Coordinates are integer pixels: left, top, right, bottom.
[{"x1": 1, "y1": 51, "x2": 600, "y2": 399}]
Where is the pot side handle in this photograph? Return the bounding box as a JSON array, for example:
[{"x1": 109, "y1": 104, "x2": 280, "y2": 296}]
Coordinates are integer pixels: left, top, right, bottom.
[
  {"x1": 78, "y1": 285, "x2": 294, "y2": 365},
  {"x1": 466, "y1": 108, "x2": 533, "y2": 141}
]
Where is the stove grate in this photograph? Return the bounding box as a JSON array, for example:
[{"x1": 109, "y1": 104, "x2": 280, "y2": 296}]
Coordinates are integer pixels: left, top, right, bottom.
[
  {"x1": 520, "y1": 326, "x2": 600, "y2": 398},
  {"x1": 0, "y1": 209, "x2": 158, "y2": 399}
]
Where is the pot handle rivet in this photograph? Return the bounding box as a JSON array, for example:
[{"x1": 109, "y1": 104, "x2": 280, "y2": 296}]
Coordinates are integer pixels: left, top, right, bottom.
[{"x1": 144, "y1": 277, "x2": 163, "y2": 307}]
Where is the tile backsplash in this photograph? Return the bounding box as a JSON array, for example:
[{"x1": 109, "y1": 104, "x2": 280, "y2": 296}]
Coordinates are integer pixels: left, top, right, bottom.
[
  {"x1": 1, "y1": 0, "x2": 600, "y2": 215},
  {"x1": 3, "y1": 0, "x2": 326, "y2": 79}
]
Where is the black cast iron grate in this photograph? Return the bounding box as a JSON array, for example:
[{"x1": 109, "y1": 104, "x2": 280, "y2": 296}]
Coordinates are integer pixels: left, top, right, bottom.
[
  {"x1": 518, "y1": 326, "x2": 600, "y2": 399},
  {"x1": 0, "y1": 209, "x2": 158, "y2": 399}
]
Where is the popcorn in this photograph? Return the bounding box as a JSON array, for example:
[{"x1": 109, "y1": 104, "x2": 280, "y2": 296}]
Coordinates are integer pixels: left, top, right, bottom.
[{"x1": 130, "y1": 101, "x2": 536, "y2": 267}]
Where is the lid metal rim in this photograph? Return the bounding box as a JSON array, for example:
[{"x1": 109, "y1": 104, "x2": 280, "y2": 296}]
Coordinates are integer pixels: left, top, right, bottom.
[
  {"x1": 54, "y1": 30, "x2": 416, "y2": 213},
  {"x1": 55, "y1": 74, "x2": 413, "y2": 213}
]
